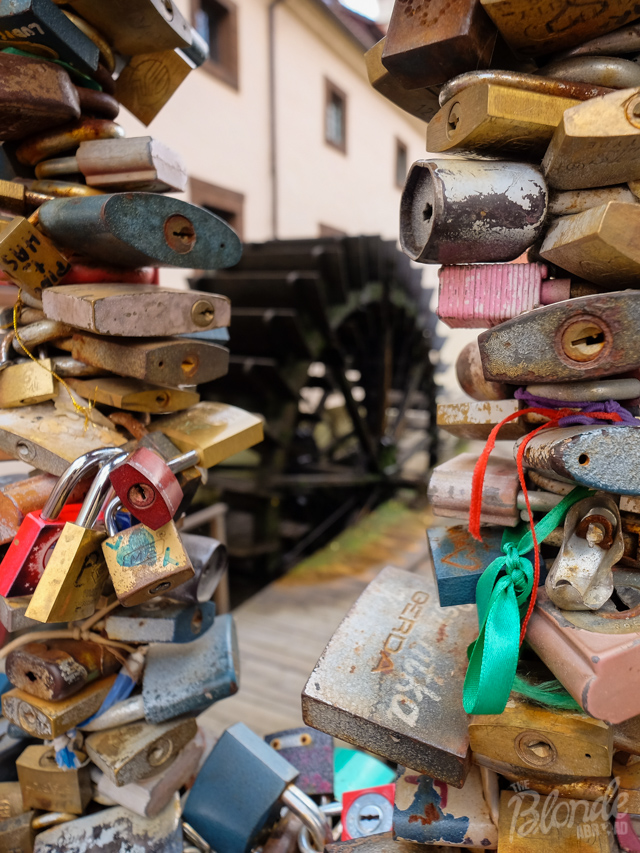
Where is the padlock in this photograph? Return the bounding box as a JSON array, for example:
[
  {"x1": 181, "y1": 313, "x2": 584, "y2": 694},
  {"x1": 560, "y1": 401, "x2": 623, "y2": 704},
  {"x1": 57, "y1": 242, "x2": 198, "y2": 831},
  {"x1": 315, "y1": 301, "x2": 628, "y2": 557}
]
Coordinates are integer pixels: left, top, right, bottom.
[
  {"x1": 549, "y1": 185, "x2": 639, "y2": 216},
  {"x1": 70, "y1": 333, "x2": 229, "y2": 388},
  {"x1": 103, "y1": 598, "x2": 215, "y2": 644},
  {"x1": 557, "y1": 20, "x2": 640, "y2": 59},
  {"x1": 114, "y1": 48, "x2": 198, "y2": 127},
  {"x1": 25, "y1": 450, "x2": 128, "y2": 623},
  {"x1": 393, "y1": 765, "x2": 498, "y2": 848},
  {"x1": 0, "y1": 177, "x2": 103, "y2": 217},
  {"x1": 381, "y1": 0, "x2": 496, "y2": 90},
  {"x1": 0, "y1": 595, "x2": 40, "y2": 631},
  {"x1": 526, "y1": 579, "x2": 640, "y2": 723},
  {"x1": 439, "y1": 68, "x2": 613, "y2": 106},
  {"x1": 478, "y1": 291, "x2": 640, "y2": 384},
  {"x1": 16, "y1": 744, "x2": 90, "y2": 814},
  {"x1": 526, "y1": 378, "x2": 640, "y2": 403},
  {"x1": 2, "y1": 674, "x2": 117, "y2": 738},
  {"x1": 539, "y1": 55, "x2": 640, "y2": 89},
  {"x1": 32, "y1": 795, "x2": 183, "y2": 852},
  {"x1": 102, "y1": 498, "x2": 195, "y2": 607},
  {"x1": 469, "y1": 694, "x2": 613, "y2": 779},
  {"x1": 0, "y1": 359, "x2": 56, "y2": 408},
  {"x1": 265, "y1": 726, "x2": 334, "y2": 796},
  {"x1": 0, "y1": 446, "x2": 120, "y2": 598},
  {"x1": 540, "y1": 202, "x2": 640, "y2": 286},
  {"x1": 128, "y1": 431, "x2": 202, "y2": 520},
  {"x1": 428, "y1": 452, "x2": 521, "y2": 526},
  {"x1": 170, "y1": 533, "x2": 228, "y2": 604},
  {"x1": 436, "y1": 400, "x2": 528, "y2": 440},
  {"x1": 37, "y1": 192, "x2": 242, "y2": 269},
  {"x1": 342, "y1": 784, "x2": 395, "y2": 841},
  {"x1": 85, "y1": 716, "x2": 198, "y2": 787},
  {"x1": 0, "y1": 472, "x2": 59, "y2": 546},
  {"x1": 437, "y1": 263, "x2": 584, "y2": 329},
  {"x1": 542, "y1": 87, "x2": 640, "y2": 190},
  {"x1": 36, "y1": 136, "x2": 188, "y2": 194},
  {"x1": 479, "y1": 0, "x2": 640, "y2": 57},
  {"x1": 364, "y1": 39, "x2": 440, "y2": 122},
  {"x1": 148, "y1": 401, "x2": 265, "y2": 468},
  {"x1": 0, "y1": 781, "x2": 23, "y2": 820},
  {"x1": 16, "y1": 118, "x2": 125, "y2": 167},
  {"x1": 517, "y1": 426, "x2": 640, "y2": 495},
  {"x1": 427, "y1": 83, "x2": 580, "y2": 158},
  {"x1": 11, "y1": 318, "x2": 72, "y2": 354},
  {"x1": 5, "y1": 639, "x2": 121, "y2": 700},
  {"x1": 0, "y1": 216, "x2": 70, "y2": 300},
  {"x1": 0, "y1": 0, "x2": 100, "y2": 74},
  {"x1": 42, "y1": 284, "x2": 230, "y2": 337},
  {"x1": 400, "y1": 159, "x2": 548, "y2": 264},
  {"x1": 0, "y1": 810, "x2": 35, "y2": 853},
  {"x1": 545, "y1": 493, "x2": 624, "y2": 610},
  {"x1": 302, "y1": 566, "x2": 476, "y2": 787},
  {"x1": 612, "y1": 757, "x2": 640, "y2": 815},
  {"x1": 456, "y1": 339, "x2": 513, "y2": 401},
  {"x1": 66, "y1": 376, "x2": 200, "y2": 414},
  {"x1": 90, "y1": 728, "x2": 205, "y2": 818},
  {"x1": 183, "y1": 722, "x2": 330, "y2": 853}
]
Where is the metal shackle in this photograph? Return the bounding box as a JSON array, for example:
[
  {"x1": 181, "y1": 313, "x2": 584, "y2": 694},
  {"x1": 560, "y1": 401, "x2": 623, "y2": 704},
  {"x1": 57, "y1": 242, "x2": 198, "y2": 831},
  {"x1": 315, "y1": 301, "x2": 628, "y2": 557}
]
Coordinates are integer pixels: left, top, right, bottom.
[
  {"x1": 41, "y1": 447, "x2": 124, "y2": 523},
  {"x1": 103, "y1": 495, "x2": 123, "y2": 539},
  {"x1": 74, "y1": 451, "x2": 129, "y2": 529},
  {"x1": 297, "y1": 800, "x2": 341, "y2": 852}
]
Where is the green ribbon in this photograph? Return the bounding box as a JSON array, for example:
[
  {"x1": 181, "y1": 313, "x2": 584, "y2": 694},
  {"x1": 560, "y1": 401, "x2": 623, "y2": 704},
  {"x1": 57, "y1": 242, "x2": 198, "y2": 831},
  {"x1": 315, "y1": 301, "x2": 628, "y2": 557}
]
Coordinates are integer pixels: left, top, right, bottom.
[{"x1": 462, "y1": 486, "x2": 592, "y2": 715}]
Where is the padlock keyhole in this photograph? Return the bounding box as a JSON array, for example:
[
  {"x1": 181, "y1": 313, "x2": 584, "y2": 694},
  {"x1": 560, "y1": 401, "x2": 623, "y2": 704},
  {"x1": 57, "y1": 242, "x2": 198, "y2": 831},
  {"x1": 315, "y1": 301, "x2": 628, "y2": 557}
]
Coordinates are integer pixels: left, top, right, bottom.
[
  {"x1": 423, "y1": 204, "x2": 433, "y2": 222},
  {"x1": 561, "y1": 319, "x2": 607, "y2": 363},
  {"x1": 164, "y1": 215, "x2": 196, "y2": 254}
]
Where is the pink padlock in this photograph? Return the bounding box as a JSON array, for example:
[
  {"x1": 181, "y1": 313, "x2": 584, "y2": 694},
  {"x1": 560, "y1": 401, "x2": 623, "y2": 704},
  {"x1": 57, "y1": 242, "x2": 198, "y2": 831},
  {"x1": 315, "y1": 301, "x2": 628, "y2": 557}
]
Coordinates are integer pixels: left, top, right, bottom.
[{"x1": 437, "y1": 263, "x2": 573, "y2": 328}]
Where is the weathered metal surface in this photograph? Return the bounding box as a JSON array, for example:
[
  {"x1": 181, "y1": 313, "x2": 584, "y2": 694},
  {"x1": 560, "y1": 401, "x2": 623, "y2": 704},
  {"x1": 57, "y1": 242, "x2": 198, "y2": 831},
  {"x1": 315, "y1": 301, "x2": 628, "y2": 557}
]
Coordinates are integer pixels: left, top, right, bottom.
[
  {"x1": 393, "y1": 764, "x2": 498, "y2": 848},
  {"x1": 72, "y1": 136, "x2": 187, "y2": 193},
  {"x1": 0, "y1": 595, "x2": 39, "y2": 632},
  {"x1": 365, "y1": 39, "x2": 440, "y2": 122},
  {"x1": 549, "y1": 185, "x2": 639, "y2": 215},
  {"x1": 428, "y1": 453, "x2": 520, "y2": 526},
  {"x1": 478, "y1": 292, "x2": 640, "y2": 383},
  {"x1": 540, "y1": 55, "x2": 640, "y2": 88},
  {"x1": 0, "y1": 360, "x2": 56, "y2": 408},
  {"x1": 265, "y1": 727, "x2": 333, "y2": 796},
  {"x1": 301, "y1": 566, "x2": 475, "y2": 787},
  {"x1": 16, "y1": 118, "x2": 125, "y2": 167},
  {"x1": 85, "y1": 717, "x2": 197, "y2": 787},
  {"x1": 437, "y1": 400, "x2": 527, "y2": 440},
  {"x1": 456, "y1": 339, "x2": 512, "y2": 401},
  {"x1": 142, "y1": 614, "x2": 239, "y2": 723},
  {"x1": 343, "y1": 785, "x2": 395, "y2": 840},
  {"x1": 38, "y1": 193, "x2": 242, "y2": 269},
  {"x1": 0, "y1": 781, "x2": 24, "y2": 819},
  {"x1": 326, "y1": 837, "x2": 430, "y2": 853},
  {"x1": 66, "y1": 376, "x2": 199, "y2": 413},
  {"x1": 428, "y1": 84, "x2": 579, "y2": 159},
  {"x1": 558, "y1": 21, "x2": 640, "y2": 58},
  {"x1": 543, "y1": 89, "x2": 640, "y2": 190},
  {"x1": 381, "y1": 0, "x2": 496, "y2": 89},
  {"x1": 16, "y1": 745, "x2": 91, "y2": 814},
  {"x1": 172, "y1": 533, "x2": 227, "y2": 604},
  {"x1": 109, "y1": 446, "x2": 183, "y2": 529},
  {"x1": 0, "y1": 472, "x2": 57, "y2": 546},
  {"x1": 1, "y1": 675, "x2": 117, "y2": 738},
  {"x1": 0, "y1": 216, "x2": 71, "y2": 300},
  {"x1": 479, "y1": 0, "x2": 640, "y2": 57},
  {"x1": 517, "y1": 426, "x2": 640, "y2": 495},
  {"x1": 43, "y1": 285, "x2": 229, "y2": 336},
  {"x1": 183, "y1": 722, "x2": 299, "y2": 853},
  {"x1": 469, "y1": 695, "x2": 613, "y2": 778},
  {"x1": 114, "y1": 49, "x2": 194, "y2": 127},
  {"x1": 546, "y1": 494, "x2": 623, "y2": 610},
  {"x1": 400, "y1": 160, "x2": 548, "y2": 264},
  {"x1": 526, "y1": 582, "x2": 640, "y2": 723},
  {"x1": 476, "y1": 756, "x2": 613, "y2": 802},
  {"x1": 439, "y1": 70, "x2": 613, "y2": 106},
  {"x1": 32, "y1": 795, "x2": 182, "y2": 852},
  {"x1": 104, "y1": 599, "x2": 215, "y2": 644},
  {"x1": 527, "y1": 378, "x2": 640, "y2": 402},
  {"x1": 70, "y1": 333, "x2": 229, "y2": 389}
]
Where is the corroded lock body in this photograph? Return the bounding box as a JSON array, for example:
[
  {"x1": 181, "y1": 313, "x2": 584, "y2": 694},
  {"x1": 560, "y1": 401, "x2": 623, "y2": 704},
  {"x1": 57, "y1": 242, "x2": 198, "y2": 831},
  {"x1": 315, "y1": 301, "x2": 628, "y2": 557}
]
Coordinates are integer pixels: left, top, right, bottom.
[
  {"x1": 16, "y1": 744, "x2": 90, "y2": 814},
  {"x1": 104, "y1": 599, "x2": 215, "y2": 644}
]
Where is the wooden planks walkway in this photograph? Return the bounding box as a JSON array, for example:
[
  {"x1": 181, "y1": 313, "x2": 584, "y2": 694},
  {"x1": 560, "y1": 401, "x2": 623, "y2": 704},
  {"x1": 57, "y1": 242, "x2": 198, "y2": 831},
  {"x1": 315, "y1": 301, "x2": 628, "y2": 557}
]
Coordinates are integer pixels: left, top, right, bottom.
[{"x1": 201, "y1": 499, "x2": 434, "y2": 737}]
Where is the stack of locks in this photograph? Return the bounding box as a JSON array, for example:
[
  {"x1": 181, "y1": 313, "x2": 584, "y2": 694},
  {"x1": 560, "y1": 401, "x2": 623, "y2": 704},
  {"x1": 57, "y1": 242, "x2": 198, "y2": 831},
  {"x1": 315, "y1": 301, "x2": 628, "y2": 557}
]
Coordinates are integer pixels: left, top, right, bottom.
[{"x1": 299, "y1": 3, "x2": 640, "y2": 853}]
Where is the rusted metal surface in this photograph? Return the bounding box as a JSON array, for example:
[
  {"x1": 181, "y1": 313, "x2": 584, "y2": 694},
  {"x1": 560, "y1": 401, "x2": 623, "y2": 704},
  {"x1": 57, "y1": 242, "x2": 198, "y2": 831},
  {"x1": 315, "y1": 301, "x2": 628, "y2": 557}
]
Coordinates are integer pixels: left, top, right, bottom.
[
  {"x1": 265, "y1": 727, "x2": 333, "y2": 796},
  {"x1": 428, "y1": 452, "x2": 520, "y2": 526},
  {"x1": 456, "y1": 339, "x2": 512, "y2": 401},
  {"x1": 301, "y1": 566, "x2": 476, "y2": 787},
  {"x1": 439, "y1": 70, "x2": 614, "y2": 106},
  {"x1": 517, "y1": 425, "x2": 640, "y2": 495},
  {"x1": 400, "y1": 160, "x2": 548, "y2": 264},
  {"x1": 549, "y1": 185, "x2": 638, "y2": 215},
  {"x1": 326, "y1": 837, "x2": 427, "y2": 852},
  {"x1": 437, "y1": 400, "x2": 527, "y2": 440},
  {"x1": 393, "y1": 765, "x2": 498, "y2": 848},
  {"x1": 476, "y1": 756, "x2": 613, "y2": 802},
  {"x1": 479, "y1": 292, "x2": 640, "y2": 384},
  {"x1": 381, "y1": 0, "x2": 496, "y2": 89},
  {"x1": 16, "y1": 119, "x2": 125, "y2": 167}
]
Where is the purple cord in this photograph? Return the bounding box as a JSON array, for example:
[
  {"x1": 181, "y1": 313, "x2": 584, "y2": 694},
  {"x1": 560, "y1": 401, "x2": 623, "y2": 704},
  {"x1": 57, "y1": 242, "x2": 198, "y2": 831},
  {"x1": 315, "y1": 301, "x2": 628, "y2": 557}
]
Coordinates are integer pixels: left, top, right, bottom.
[{"x1": 514, "y1": 388, "x2": 638, "y2": 427}]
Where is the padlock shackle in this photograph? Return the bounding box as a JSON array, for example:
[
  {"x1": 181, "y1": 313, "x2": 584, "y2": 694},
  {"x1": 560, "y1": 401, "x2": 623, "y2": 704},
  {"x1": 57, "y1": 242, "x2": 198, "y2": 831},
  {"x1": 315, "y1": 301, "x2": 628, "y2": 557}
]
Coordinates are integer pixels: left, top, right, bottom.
[
  {"x1": 12, "y1": 318, "x2": 72, "y2": 354},
  {"x1": 42, "y1": 447, "x2": 124, "y2": 522},
  {"x1": 103, "y1": 495, "x2": 122, "y2": 538},
  {"x1": 167, "y1": 448, "x2": 201, "y2": 473},
  {"x1": 297, "y1": 801, "x2": 341, "y2": 853},
  {"x1": 281, "y1": 784, "x2": 331, "y2": 853},
  {"x1": 75, "y1": 451, "x2": 129, "y2": 529}
]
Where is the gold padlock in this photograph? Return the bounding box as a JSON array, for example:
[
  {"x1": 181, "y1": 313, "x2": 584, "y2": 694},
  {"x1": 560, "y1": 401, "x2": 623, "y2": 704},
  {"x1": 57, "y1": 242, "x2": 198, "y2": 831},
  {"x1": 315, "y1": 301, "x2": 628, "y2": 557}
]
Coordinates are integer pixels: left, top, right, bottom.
[
  {"x1": 427, "y1": 83, "x2": 580, "y2": 158},
  {"x1": 0, "y1": 217, "x2": 70, "y2": 300},
  {"x1": 2, "y1": 675, "x2": 117, "y2": 738},
  {"x1": 0, "y1": 810, "x2": 75, "y2": 853},
  {"x1": 0, "y1": 782, "x2": 24, "y2": 820},
  {"x1": 365, "y1": 38, "x2": 440, "y2": 123},
  {"x1": 25, "y1": 451, "x2": 128, "y2": 623},
  {"x1": 115, "y1": 49, "x2": 195, "y2": 126},
  {"x1": 66, "y1": 376, "x2": 200, "y2": 414},
  {"x1": 16, "y1": 745, "x2": 91, "y2": 815},
  {"x1": 0, "y1": 360, "x2": 56, "y2": 408}
]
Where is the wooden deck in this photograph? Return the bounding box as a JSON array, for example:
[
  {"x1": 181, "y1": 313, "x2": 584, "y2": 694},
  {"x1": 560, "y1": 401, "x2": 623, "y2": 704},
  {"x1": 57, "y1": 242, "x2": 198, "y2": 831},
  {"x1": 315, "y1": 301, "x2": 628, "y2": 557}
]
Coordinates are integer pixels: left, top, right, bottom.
[{"x1": 201, "y1": 499, "x2": 434, "y2": 737}]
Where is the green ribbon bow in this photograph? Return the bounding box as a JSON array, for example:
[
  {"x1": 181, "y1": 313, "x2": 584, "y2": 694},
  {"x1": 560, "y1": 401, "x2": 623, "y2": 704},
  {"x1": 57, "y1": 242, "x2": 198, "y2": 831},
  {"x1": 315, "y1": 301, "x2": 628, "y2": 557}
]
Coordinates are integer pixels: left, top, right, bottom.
[{"x1": 462, "y1": 486, "x2": 592, "y2": 715}]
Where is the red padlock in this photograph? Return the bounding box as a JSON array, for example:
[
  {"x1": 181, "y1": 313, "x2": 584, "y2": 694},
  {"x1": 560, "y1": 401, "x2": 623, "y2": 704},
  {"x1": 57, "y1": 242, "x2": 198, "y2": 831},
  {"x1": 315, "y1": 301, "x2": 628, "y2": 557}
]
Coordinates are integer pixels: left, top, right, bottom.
[
  {"x1": 109, "y1": 446, "x2": 185, "y2": 530},
  {"x1": 341, "y1": 783, "x2": 396, "y2": 841},
  {"x1": 0, "y1": 447, "x2": 123, "y2": 597}
]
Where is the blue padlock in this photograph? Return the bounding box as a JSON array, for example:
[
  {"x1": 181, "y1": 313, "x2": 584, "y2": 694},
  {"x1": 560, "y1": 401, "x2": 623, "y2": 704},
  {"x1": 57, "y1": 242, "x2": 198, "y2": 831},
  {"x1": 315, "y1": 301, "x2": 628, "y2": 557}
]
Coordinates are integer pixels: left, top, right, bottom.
[{"x1": 104, "y1": 598, "x2": 215, "y2": 644}]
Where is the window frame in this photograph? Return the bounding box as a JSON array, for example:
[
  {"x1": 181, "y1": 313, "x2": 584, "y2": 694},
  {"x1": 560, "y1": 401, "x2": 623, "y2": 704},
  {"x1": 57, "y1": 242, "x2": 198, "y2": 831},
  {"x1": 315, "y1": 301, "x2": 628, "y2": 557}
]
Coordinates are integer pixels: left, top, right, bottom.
[
  {"x1": 191, "y1": 0, "x2": 239, "y2": 91},
  {"x1": 324, "y1": 77, "x2": 347, "y2": 155},
  {"x1": 190, "y1": 176, "x2": 245, "y2": 241}
]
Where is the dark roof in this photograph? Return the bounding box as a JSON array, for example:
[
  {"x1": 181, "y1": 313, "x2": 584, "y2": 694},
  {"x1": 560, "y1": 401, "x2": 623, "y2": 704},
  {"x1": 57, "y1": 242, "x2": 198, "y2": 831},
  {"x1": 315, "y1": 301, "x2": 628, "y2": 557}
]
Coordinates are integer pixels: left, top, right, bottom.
[{"x1": 316, "y1": 0, "x2": 385, "y2": 50}]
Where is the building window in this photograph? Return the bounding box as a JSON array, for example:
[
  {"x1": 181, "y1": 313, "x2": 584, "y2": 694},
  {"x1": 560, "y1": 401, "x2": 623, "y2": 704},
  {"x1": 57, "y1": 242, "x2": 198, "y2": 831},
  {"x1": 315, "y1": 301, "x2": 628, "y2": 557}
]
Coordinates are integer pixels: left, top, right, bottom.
[
  {"x1": 193, "y1": 0, "x2": 239, "y2": 90},
  {"x1": 395, "y1": 139, "x2": 408, "y2": 188},
  {"x1": 325, "y1": 78, "x2": 347, "y2": 154},
  {"x1": 190, "y1": 177, "x2": 245, "y2": 241}
]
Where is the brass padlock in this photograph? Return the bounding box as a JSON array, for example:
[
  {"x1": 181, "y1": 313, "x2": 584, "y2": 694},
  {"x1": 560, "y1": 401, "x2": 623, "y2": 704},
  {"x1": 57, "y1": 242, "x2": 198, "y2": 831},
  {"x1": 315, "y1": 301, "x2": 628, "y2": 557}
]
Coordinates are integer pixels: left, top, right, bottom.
[
  {"x1": 0, "y1": 217, "x2": 70, "y2": 300},
  {"x1": 66, "y1": 376, "x2": 200, "y2": 414},
  {"x1": 0, "y1": 359, "x2": 56, "y2": 408},
  {"x1": 365, "y1": 38, "x2": 440, "y2": 122},
  {"x1": 102, "y1": 498, "x2": 194, "y2": 607},
  {"x1": 114, "y1": 49, "x2": 196, "y2": 126},
  {"x1": 25, "y1": 451, "x2": 128, "y2": 623},
  {"x1": 0, "y1": 781, "x2": 23, "y2": 820},
  {"x1": 16, "y1": 744, "x2": 91, "y2": 815}
]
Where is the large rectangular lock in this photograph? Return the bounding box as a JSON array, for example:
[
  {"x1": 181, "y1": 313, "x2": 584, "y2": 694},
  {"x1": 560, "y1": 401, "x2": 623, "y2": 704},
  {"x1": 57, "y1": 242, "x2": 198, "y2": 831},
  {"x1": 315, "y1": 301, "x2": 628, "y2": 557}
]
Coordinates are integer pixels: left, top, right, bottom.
[
  {"x1": 302, "y1": 566, "x2": 476, "y2": 787},
  {"x1": 393, "y1": 764, "x2": 498, "y2": 848},
  {"x1": 428, "y1": 83, "x2": 580, "y2": 159},
  {"x1": 365, "y1": 38, "x2": 440, "y2": 122},
  {"x1": 42, "y1": 285, "x2": 230, "y2": 337},
  {"x1": 436, "y1": 400, "x2": 528, "y2": 440},
  {"x1": 478, "y1": 291, "x2": 640, "y2": 384},
  {"x1": 0, "y1": 216, "x2": 70, "y2": 300},
  {"x1": 427, "y1": 453, "x2": 520, "y2": 526},
  {"x1": 16, "y1": 744, "x2": 91, "y2": 814},
  {"x1": 104, "y1": 599, "x2": 215, "y2": 644}
]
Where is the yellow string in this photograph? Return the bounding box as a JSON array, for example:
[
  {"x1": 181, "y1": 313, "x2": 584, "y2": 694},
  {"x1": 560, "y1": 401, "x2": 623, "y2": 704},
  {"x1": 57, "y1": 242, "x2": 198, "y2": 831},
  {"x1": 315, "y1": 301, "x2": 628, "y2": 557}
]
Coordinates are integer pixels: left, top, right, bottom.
[
  {"x1": 12, "y1": 290, "x2": 95, "y2": 428},
  {"x1": 0, "y1": 628, "x2": 136, "y2": 660}
]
